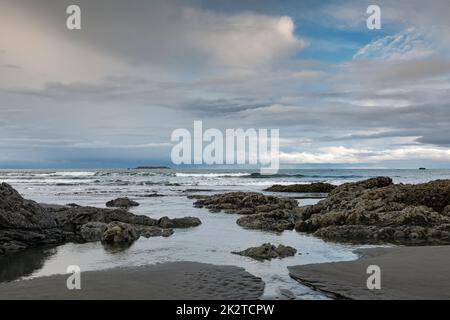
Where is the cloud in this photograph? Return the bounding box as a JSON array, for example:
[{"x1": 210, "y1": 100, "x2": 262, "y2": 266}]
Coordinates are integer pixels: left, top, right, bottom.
[
  {"x1": 281, "y1": 145, "x2": 450, "y2": 164},
  {"x1": 0, "y1": 0, "x2": 306, "y2": 91},
  {"x1": 2, "y1": 64, "x2": 22, "y2": 69},
  {"x1": 183, "y1": 10, "x2": 306, "y2": 68},
  {"x1": 1, "y1": 0, "x2": 450, "y2": 168},
  {"x1": 354, "y1": 28, "x2": 434, "y2": 61}
]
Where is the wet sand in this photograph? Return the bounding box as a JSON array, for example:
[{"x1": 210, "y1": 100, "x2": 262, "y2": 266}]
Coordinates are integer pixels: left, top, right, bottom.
[
  {"x1": 0, "y1": 261, "x2": 264, "y2": 300},
  {"x1": 288, "y1": 246, "x2": 450, "y2": 300}
]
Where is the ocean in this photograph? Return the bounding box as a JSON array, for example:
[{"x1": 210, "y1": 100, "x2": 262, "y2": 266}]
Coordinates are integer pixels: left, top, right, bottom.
[{"x1": 2, "y1": 168, "x2": 450, "y2": 299}]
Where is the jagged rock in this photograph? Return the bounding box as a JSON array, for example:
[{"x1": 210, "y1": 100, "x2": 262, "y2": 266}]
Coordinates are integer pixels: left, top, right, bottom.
[
  {"x1": 106, "y1": 197, "x2": 139, "y2": 208},
  {"x1": 101, "y1": 221, "x2": 140, "y2": 244},
  {"x1": 158, "y1": 216, "x2": 201, "y2": 228},
  {"x1": 45, "y1": 204, "x2": 158, "y2": 233},
  {"x1": 232, "y1": 243, "x2": 297, "y2": 260},
  {"x1": 0, "y1": 183, "x2": 58, "y2": 230},
  {"x1": 194, "y1": 192, "x2": 298, "y2": 215},
  {"x1": 294, "y1": 177, "x2": 450, "y2": 244},
  {"x1": 1, "y1": 184, "x2": 202, "y2": 256},
  {"x1": 0, "y1": 183, "x2": 64, "y2": 255},
  {"x1": 264, "y1": 183, "x2": 336, "y2": 193},
  {"x1": 236, "y1": 210, "x2": 298, "y2": 232}
]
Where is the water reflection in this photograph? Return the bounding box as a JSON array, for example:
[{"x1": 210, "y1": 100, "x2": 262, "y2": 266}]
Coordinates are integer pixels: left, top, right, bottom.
[
  {"x1": 0, "y1": 247, "x2": 57, "y2": 282},
  {"x1": 102, "y1": 242, "x2": 135, "y2": 253}
]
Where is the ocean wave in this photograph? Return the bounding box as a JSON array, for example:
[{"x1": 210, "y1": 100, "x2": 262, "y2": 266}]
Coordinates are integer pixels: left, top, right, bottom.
[
  {"x1": 175, "y1": 172, "x2": 250, "y2": 178},
  {"x1": 56, "y1": 171, "x2": 97, "y2": 177},
  {"x1": 243, "y1": 173, "x2": 305, "y2": 179},
  {"x1": 300, "y1": 174, "x2": 364, "y2": 179}
]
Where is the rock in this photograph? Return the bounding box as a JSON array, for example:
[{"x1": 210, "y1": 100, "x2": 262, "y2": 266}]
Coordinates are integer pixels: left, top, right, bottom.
[
  {"x1": 157, "y1": 216, "x2": 201, "y2": 228},
  {"x1": 101, "y1": 221, "x2": 140, "y2": 244},
  {"x1": 278, "y1": 288, "x2": 296, "y2": 300},
  {"x1": 194, "y1": 192, "x2": 298, "y2": 215},
  {"x1": 236, "y1": 210, "x2": 298, "y2": 232},
  {"x1": 294, "y1": 177, "x2": 450, "y2": 244},
  {"x1": 0, "y1": 183, "x2": 64, "y2": 255},
  {"x1": 0, "y1": 183, "x2": 58, "y2": 230},
  {"x1": 1, "y1": 184, "x2": 202, "y2": 256},
  {"x1": 264, "y1": 183, "x2": 336, "y2": 193},
  {"x1": 232, "y1": 243, "x2": 297, "y2": 260},
  {"x1": 105, "y1": 197, "x2": 139, "y2": 208},
  {"x1": 442, "y1": 205, "x2": 450, "y2": 217},
  {"x1": 142, "y1": 193, "x2": 165, "y2": 198},
  {"x1": 192, "y1": 191, "x2": 299, "y2": 232},
  {"x1": 137, "y1": 226, "x2": 174, "y2": 238},
  {"x1": 66, "y1": 203, "x2": 81, "y2": 207},
  {"x1": 79, "y1": 222, "x2": 107, "y2": 242}
]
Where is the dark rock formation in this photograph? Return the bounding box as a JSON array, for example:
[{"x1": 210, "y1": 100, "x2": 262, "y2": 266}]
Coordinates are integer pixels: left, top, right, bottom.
[
  {"x1": 106, "y1": 197, "x2": 139, "y2": 208},
  {"x1": 1, "y1": 183, "x2": 201, "y2": 256},
  {"x1": 101, "y1": 221, "x2": 140, "y2": 244},
  {"x1": 0, "y1": 183, "x2": 64, "y2": 256},
  {"x1": 232, "y1": 243, "x2": 297, "y2": 260},
  {"x1": 294, "y1": 177, "x2": 450, "y2": 244},
  {"x1": 264, "y1": 183, "x2": 336, "y2": 193},
  {"x1": 137, "y1": 226, "x2": 174, "y2": 238},
  {"x1": 80, "y1": 222, "x2": 107, "y2": 242},
  {"x1": 134, "y1": 166, "x2": 170, "y2": 169},
  {"x1": 192, "y1": 192, "x2": 300, "y2": 232},
  {"x1": 193, "y1": 192, "x2": 298, "y2": 215},
  {"x1": 236, "y1": 209, "x2": 298, "y2": 232},
  {"x1": 158, "y1": 216, "x2": 202, "y2": 228},
  {"x1": 191, "y1": 177, "x2": 450, "y2": 245}
]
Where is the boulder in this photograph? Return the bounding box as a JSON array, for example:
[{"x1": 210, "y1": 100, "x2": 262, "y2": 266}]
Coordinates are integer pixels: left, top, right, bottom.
[
  {"x1": 232, "y1": 243, "x2": 297, "y2": 260},
  {"x1": 101, "y1": 221, "x2": 140, "y2": 244},
  {"x1": 264, "y1": 183, "x2": 336, "y2": 193},
  {"x1": 105, "y1": 197, "x2": 139, "y2": 208},
  {"x1": 137, "y1": 226, "x2": 174, "y2": 238},
  {"x1": 45, "y1": 204, "x2": 158, "y2": 232},
  {"x1": 79, "y1": 222, "x2": 107, "y2": 242},
  {"x1": 0, "y1": 183, "x2": 58, "y2": 230},
  {"x1": 194, "y1": 192, "x2": 298, "y2": 215},
  {"x1": 0, "y1": 183, "x2": 64, "y2": 255},
  {"x1": 157, "y1": 216, "x2": 202, "y2": 228},
  {"x1": 236, "y1": 210, "x2": 298, "y2": 232}
]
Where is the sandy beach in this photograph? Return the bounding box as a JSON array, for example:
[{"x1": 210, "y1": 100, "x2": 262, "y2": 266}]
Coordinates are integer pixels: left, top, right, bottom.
[
  {"x1": 288, "y1": 246, "x2": 450, "y2": 300},
  {"x1": 0, "y1": 261, "x2": 264, "y2": 300}
]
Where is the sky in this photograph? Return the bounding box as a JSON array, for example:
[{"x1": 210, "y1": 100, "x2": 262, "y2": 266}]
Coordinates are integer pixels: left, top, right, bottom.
[{"x1": 1, "y1": 0, "x2": 450, "y2": 169}]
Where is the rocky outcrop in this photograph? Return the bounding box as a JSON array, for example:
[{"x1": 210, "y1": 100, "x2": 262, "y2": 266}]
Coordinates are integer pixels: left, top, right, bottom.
[
  {"x1": 232, "y1": 243, "x2": 297, "y2": 260},
  {"x1": 193, "y1": 192, "x2": 298, "y2": 215},
  {"x1": 106, "y1": 197, "x2": 139, "y2": 208},
  {"x1": 137, "y1": 226, "x2": 174, "y2": 238},
  {"x1": 79, "y1": 222, "x2": 107, "y2": 242},
  {"x1": 0, "y1": 183, "x2": 64, "y2": 256},
  {"x1": 236, "y1": 209, "x2": 298, "y2": 232},
  {"x1": 191, "y1": 177, "x2": 450, "y2": 245},
  {"x1": 158, "y1": 216, "x2": 201, "y2": 228},
  {"x1": 192, "y1": 192, "x2": 300, "y2": 232},
  {"x1": 294, "y1": 177, "x2": 450, "y2": 244},
  {"x1": 1, "y1": 183, "x2": 201, "y2": 256},
  {"x1": 101, "y1": 222, "x2": 140, "y2": 244},
  {"x1": 264, "y1": 183, "x2": 336, "y2": 193}
]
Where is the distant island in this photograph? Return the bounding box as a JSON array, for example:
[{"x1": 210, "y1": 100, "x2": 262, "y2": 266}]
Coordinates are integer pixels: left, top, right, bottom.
[{"x1": 133, "y1": 166, "x2": 171, "y2": 170}]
